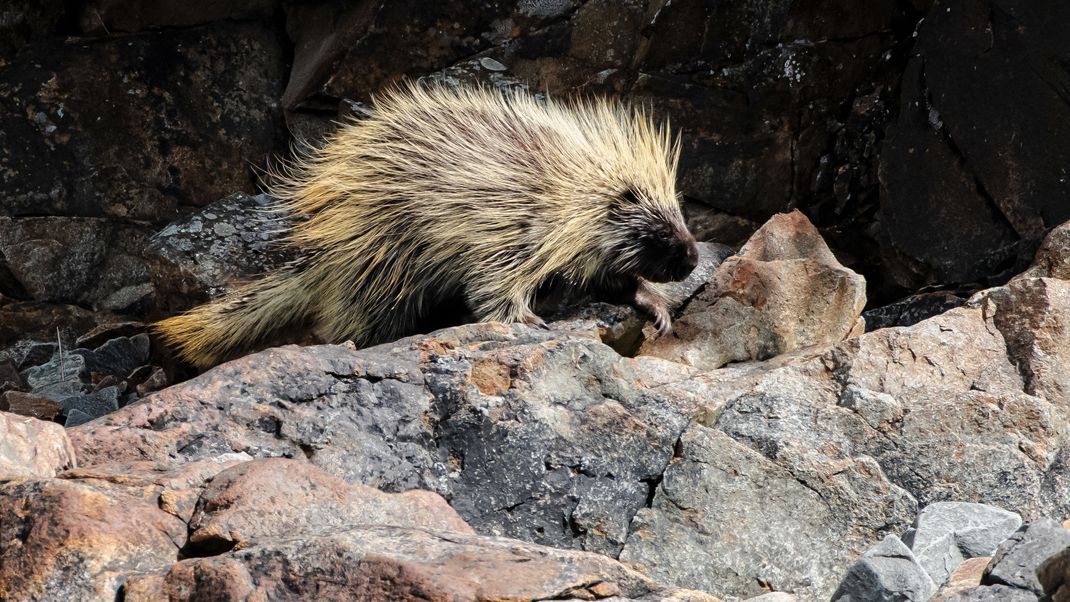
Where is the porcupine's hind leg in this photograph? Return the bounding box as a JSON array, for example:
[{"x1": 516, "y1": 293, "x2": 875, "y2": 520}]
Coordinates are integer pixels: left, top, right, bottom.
[{"x1": 464, "y1": 278, "x2": 549, "y2": 330}]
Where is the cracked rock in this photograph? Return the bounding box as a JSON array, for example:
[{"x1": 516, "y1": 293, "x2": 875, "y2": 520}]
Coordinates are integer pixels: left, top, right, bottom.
[{"x1": 831, "y1": 535, "x2": 936, "y2": 602}]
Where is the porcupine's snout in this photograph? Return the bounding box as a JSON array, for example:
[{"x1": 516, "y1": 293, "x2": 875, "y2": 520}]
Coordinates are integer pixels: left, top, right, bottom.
[{"x1": 668, "y1": 230, "x2": 700, "y2": 281}]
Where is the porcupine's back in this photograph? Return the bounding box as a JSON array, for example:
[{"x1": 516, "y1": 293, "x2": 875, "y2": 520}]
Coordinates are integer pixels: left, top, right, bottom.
[{"x1": 158, "y1": 84, "x2": 681, "y2": 367}]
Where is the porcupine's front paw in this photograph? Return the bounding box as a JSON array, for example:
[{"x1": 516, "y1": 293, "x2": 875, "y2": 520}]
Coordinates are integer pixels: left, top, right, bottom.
[
  {"x1": 634, "y1": 278, "x2": 672, "y2": 338},
  {"x1": 521, "y1": 311, "x2": 550, "y2": 330}
]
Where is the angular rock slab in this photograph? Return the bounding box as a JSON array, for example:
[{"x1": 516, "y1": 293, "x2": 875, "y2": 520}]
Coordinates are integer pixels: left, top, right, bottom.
[
  {"x1": 620, "y1": 423, "x2": 915, "y2": 600},
  {"x1": 122, "y1": 525, "x2": 721, "y2": 602},
  {"x1": 146, "y1": 192, "x2": 294, "y2": 313},
  {"x1": 641, "y1": 210, "x2": 865, "y2": 369},
  {"x1": 983, "y1": 520, "x2": 1070, "y2": 595},
  {"x1": 187, "y1": 458, "x2": 474, "y2": 554},
  {"x1": 0, "y1": 476, "x2": 187, "y2": 601},
  {"x1": 831, "y1": 535, "x2": 936, "y2": 602},
  {"x1": 907, "y1": 502, "x2": 1022, "y2": 587},
  {"x1": 982, "y1": 277, "x2": 1070, "y2": 403},
  {"x1": 0, "y1": 411, "x2": 76, "y2": 479},
  {"x1": 71, "y1": 324, "x2": 696, "y2": 556},
  {"x1": 623, "y1": 301, "x2": 1070, "y2": 600}
]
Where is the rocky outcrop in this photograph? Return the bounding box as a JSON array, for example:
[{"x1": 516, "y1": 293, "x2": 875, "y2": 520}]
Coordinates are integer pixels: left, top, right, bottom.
[
  {"x1": 641, "y1": 210, "x2": 866, "y2": 368},
  {"x1": 0, "y1": 411, "x2": 76, "y2": 478}
]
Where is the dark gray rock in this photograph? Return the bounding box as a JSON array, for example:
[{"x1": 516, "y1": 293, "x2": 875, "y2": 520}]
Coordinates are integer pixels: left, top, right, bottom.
[
  {"x1": 71, "y1": 324, "x2": 696, "y2": 557},
  {"x1": 878, "y1": 0, "x2": 1070, "y2": 289},
  {"x1": 20, "y1": 351, "x2": 86, "y2": 390},
  {"x1": 60, "y1": 385, "x2": 119, "y2": 420},
  {"x1": 831, "y1": 535, "x2": 936, "y2": 602},
  {"x1": 64, "y1": 408, "x2": 95, "y2": 428},
  {"x1": 0, "y1": 22, "x2": 286, "y2": 224},
  {"x1": 15, "y1": 342, "x2": 56, "y2": 371},
  {"x1": 863, "y1": 292, "x2": 967, "y2": 331},
  {"x1": 941, "y1": 584, "x2": 1038, "y2": 601},
  {"x1": 0, "y1": 218, "x2": 154, "y2": 313},
  {"x1": 146, "y1": 192, "x2": 294, "y2": 314},
  {"x1": 983, "y1": 520, "x2": 1070, "y2": 595},
  {"x1": 71, "y1": 334, "x2": 151, "y2": 379},
  {"x1": 909, "y1": 502, "x2": 1023, "y2": 587}
]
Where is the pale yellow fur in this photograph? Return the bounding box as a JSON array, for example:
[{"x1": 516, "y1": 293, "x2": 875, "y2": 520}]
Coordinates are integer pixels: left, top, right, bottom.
[{"x1": 156, "y1": 83, "x2": 684, "y2": 368}]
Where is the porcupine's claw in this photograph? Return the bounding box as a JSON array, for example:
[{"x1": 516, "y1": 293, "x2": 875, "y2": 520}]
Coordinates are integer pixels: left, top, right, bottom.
[
  {"x1": 524, "y1": 314, "x2": 550, "y2": 330},
  {"x1": 653, "y1": 307, "x2": 672, "y2": 338}
]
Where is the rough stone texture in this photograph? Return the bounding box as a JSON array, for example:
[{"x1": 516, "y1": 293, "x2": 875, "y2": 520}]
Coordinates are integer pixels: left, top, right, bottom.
[
  {"x1": 622, "y1": 425, "x2": 915, "y2": 600},
  {"x1": 72, "y1": 324, "x2": 695, "y2": 557},
  {"x1": 879, "y1": 0, "x2": 1070, "y2": 289},
  {"x1": 981, "y1": 278, "x2": 1070, "y2": 403},
  {"x1": 1039, "y1": 546, "x2": 1070, "y2": 601},
  {"x1": 123, "y1": 525, "x2": 720, "y2": 602},
  {"x1": 620, "y1": 300, "x2": 1070, "y2": 599},
  {"x1": 79, "y1": 0, "x2": 278, "y2": 35},
  {"x1": 1, "y1": 390, "x2": 63, "y2": 420},
  {"x1": 0, "y1": 22, "x2": 286, "y2": 223},
  {"x1": 146, "y1": 192, "x2": 294, "y2": 314},
  {"x1": 187, "y1": 458, "x2": 474, "y2": 553},
  {"x1": 863, "y1": 291, "x2": 967, "y2": 331},
  {"x1": 1017, "y1": 221, "x2": 1070, "y2": 281},
  {"x1": 940, "y1": 584, "x2": 1039, "y2": 602},
  {"x1": 0, "y1": 476, "x2": 187, "y2": 601},
  {"x1": 830, "y1": 535, "x2": 936, "y2": 602},
  {"x1": 640, "y1": 210, "x2": 866, "y2": 369},
  {"x1": 982, "y1": 520, "x2": 1070, "y2": 595},
  {"x1": 0, "y1": 217, "x2": 153, "y2": 313},
  {"x1": 932, "y1": 557, "x2": 992, "y2": 601},
  {"x1": 0, "y1": 411, "x2": 76, "y2": 479},
  {"x1": 907, "y1": 502, "x2": 1023, "y2": 587},
  {"x1": 0, "y1": 0, "x2": 65, "y2": 57},
  {"x1": 0, "y1": 300, "x2": 119, "y2": 367}
]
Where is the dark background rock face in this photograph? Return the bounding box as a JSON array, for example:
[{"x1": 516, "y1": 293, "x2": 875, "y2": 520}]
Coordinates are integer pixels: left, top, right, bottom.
[{"x1": 1, "y1": 0, "x2": 1067, "y2": 399}]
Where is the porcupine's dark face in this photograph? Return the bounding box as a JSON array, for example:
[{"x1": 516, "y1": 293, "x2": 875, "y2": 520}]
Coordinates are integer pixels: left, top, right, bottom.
[{"x1": 610, "y1": 189, "x2": 700, "y2": 283}]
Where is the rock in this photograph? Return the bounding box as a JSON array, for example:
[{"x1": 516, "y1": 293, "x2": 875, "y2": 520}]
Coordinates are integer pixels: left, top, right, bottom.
[
  {"x1": 0, "y1": 0, "x2": 64, "y2": 57},
  {"x1": 939, "y1": 584, "x2": 1039, "y2": 601},
  {"x1": 132, "y1": 366, "x2": 168, "y2": 397},
  {"x1": 746, "y1": 594, "x2": 798, "y2": 602},
  {"x1": 1017, "y1": 220, "x2": 1070, "y2": 281},
  {"x1": 124, "y1": 525, "x2": 716, "y2": 602},
  {"x1": 75, "y1": 321, "x2": 146, "y2": 350},
  {"x1": 982, "y1": 520, "x2": 1070, "y2": 595},
  {"x1": 20, "y1": 350, "x2": 85, "y2": 391},
  {"x1": 830, "y1": 535, "x2": 936, "y2": 602},
  {"x1": 63, "y1": 408, "x2": 96, "y2": 428},
  {"x1": 145, "y1": 192, "x2": 294, "y2": 313},
  {"x1": 878, "y1": 0, "x2": 1070, "y2": 290},
  {"x1": 640, "y1": 210, "x2": 866, "y2": 369},
  {"x1": 683, "y1": 199, "x2": 760, "y2": 249},
  {"x1": 71, "y1": 323, "x2": 696, "y2": 557},
  {"x1": 0, "y1": 458, "x2": 238, "y2": 601},
  {"x1": 0, "y1": 217, "x2": 154, "y2": 313},
  {"x1": 981, "y1": 277, "x2": 1070, "y2": 403},
  {"x1": 79, "y1": 0, "x2": 278, "y2": 34},
  {"x1": 0, "y1": 300, "x2": 118, "y2": 367},
  {"x1": 15, "y1": 342, "x2": 56, "y2": 371},
  {"x1": 932, "y1": 557, "x2": 992, "y2": 601},
  {"x1": 0, "y1": 358, "x2": 23, "y2": 391},
  {"x1": 0, "y1": 411, "x2": 76, "y2": 478},
  {"x1": 1, "y1": 390, "x2": 63, "y2": 420},
  {"x1": 621, "y1": 425, "x2": 914, "y2": 600},
  {"x1": 72, "y1": 333, "x2": 152, "y2": 379},
  {"x1": 1038, "y1": 546, "x2": 1070, "y2": 601},
  {"x1": 863, "y1": 291, "x2": 967, "y2": 330},
  {"x1": 59, "y1": 385, "x2": 120, "y2": 420},
  {"x1": 907, "y1": 502, "x2": 1023, "y2": 587},
  {"x1": 186, "y1": 458, "x2": 474, "y2": 554},
  {"x1": 0, "y1": 22, "x2": 286, "y2": 223}
]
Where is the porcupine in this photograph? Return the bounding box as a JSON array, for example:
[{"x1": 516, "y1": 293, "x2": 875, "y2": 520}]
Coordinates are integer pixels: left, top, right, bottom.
[{"x1": 156, "y1": 83, "x2": 699, "y2": 368}]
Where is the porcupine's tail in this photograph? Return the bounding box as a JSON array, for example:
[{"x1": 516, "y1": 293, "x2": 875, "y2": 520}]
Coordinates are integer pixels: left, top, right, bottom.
[{"x1": 154, "y1": 268, "x2": 315, "y2": 369}]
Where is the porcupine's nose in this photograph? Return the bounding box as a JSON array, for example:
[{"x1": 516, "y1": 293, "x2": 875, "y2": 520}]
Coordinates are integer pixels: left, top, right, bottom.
[{"x1": 670, "y1": 231, "x2": 699, "y2": 281}]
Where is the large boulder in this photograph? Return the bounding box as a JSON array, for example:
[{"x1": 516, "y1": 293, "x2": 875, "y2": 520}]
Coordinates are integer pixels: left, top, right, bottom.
[
  {"x1": 0, "y1": 411, "x2": 76, "y2": 479},
  {"x1": 878, "y1": 0, "x2": 1070, "y2": 289},
  {"x1": 640, "y1": 210, "x2": 866, "y2": 368}
]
